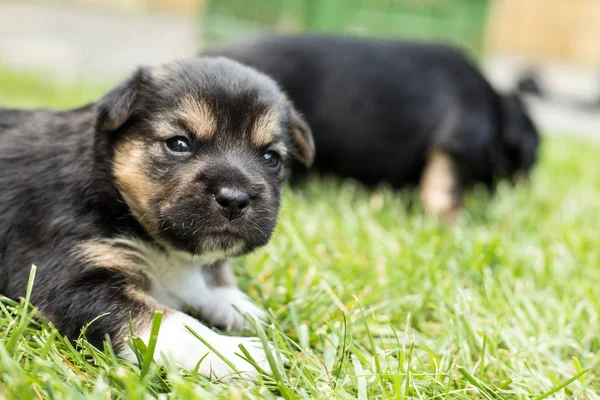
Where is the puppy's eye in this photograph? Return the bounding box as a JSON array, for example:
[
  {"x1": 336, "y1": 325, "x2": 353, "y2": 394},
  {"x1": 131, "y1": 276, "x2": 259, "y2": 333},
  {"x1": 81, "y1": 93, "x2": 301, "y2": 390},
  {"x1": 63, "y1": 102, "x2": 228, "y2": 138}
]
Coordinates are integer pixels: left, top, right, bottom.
[
  {"x1": 165, "y1": 137, "x2": 191, "y2": 153},
  {"x1": 263, "y1": 150, "x2": 281, "y2": 171}
]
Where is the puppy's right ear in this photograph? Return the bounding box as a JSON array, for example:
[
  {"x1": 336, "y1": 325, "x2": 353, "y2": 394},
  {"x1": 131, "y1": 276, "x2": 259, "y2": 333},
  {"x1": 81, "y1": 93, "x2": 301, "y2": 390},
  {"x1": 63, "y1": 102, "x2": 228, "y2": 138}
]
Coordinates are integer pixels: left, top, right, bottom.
[
  {"x1": 96, "y1": 69, "x2": 145, "y2": 132},
  {"x1": 290, "y1": 109, "x2": 316, "y2": 167}
]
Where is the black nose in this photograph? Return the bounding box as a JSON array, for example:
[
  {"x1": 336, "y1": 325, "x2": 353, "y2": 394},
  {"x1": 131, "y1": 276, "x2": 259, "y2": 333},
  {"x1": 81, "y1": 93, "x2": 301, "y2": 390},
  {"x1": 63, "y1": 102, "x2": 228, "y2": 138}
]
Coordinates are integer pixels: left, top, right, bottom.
[{"x1": 214, "y1": 188, "x2": 251, "y2": 221}]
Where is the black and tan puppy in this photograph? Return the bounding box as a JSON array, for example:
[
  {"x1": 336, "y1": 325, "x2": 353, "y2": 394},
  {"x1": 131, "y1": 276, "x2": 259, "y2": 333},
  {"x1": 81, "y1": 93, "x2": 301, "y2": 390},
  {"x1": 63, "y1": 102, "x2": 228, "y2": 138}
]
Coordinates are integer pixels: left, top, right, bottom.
[
  {"x1": 0, "y1": 57, "x2": 314, "y2": 378},
  {"x1": 206, "y1": 35, "x2": 540, "y2": 222}
]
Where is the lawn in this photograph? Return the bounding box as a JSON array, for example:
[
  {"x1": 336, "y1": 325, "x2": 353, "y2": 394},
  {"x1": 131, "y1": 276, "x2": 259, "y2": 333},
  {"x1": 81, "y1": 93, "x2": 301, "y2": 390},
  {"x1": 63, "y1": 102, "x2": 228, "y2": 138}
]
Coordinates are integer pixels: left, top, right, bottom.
[{"x1": 1, "y1": 65, "x2": 599, "y2": 399}]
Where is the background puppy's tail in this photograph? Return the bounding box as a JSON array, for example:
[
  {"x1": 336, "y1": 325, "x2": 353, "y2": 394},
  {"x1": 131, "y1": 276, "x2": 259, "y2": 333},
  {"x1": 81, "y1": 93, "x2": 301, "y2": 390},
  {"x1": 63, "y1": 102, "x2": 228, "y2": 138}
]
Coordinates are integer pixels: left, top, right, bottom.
[
  {"x1": 516, "y1": 71, "x2": 600, "y2": 111},
  {"x1": 516, "y1": 71, "x2": 545, "y2": 97}
]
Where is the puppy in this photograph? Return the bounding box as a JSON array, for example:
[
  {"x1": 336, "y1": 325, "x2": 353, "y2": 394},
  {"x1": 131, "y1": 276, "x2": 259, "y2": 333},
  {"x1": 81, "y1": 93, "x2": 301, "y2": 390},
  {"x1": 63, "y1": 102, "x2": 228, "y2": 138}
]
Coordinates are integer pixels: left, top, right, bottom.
[
  {"x1": 0, "y1": 57, "x2": 314, "y2": 379},
  {"x1": 205, "y1": 35, "x2": 540, "y2": 222}
]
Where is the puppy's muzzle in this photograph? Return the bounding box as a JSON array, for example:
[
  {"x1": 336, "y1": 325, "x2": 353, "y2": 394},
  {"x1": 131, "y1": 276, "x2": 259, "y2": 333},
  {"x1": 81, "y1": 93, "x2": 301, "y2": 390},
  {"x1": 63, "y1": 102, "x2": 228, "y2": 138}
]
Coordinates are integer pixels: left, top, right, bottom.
[{"x1": 215, "y1": 187, "x2": 250, "y2": 221}]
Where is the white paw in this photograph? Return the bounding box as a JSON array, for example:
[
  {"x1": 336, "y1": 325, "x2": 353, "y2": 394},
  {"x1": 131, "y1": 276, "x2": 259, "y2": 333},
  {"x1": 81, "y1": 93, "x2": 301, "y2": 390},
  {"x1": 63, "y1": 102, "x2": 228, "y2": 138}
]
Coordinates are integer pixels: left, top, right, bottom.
[
  {"x1": 203, "y1": 288, "x2": 268, "y2": 331},
  {"x1": 120, "y1": 311, "x2": 273, "y2": 381},
  {"x1": 199, "y1": 335, "x2": 272, "y2": 381}
]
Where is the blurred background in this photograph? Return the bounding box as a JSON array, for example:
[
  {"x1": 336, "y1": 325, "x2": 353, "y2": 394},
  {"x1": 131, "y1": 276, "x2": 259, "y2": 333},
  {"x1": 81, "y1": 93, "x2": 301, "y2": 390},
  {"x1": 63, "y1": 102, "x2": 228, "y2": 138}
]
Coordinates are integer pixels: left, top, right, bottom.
[{"x1": 1, "y1": 0, "x2": 599, "y2": 139}]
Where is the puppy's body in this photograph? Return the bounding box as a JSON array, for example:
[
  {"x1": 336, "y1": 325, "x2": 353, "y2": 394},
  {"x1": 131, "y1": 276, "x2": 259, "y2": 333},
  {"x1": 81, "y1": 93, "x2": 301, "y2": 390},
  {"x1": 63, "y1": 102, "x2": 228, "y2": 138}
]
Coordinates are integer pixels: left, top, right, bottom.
[
  {"x1": 206, "y1": 35, "x2": 540, "y2": 221},
  {"x1": 0, "y1": 58, "x2": 314, "y2": 378}
]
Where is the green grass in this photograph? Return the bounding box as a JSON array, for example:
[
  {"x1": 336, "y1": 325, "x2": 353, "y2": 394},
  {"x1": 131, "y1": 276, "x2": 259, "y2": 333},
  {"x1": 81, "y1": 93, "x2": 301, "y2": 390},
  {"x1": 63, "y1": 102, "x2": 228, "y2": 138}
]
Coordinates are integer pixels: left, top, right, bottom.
[{"x1": 1, "y1": 64, "x2": 600, "y2": 399}]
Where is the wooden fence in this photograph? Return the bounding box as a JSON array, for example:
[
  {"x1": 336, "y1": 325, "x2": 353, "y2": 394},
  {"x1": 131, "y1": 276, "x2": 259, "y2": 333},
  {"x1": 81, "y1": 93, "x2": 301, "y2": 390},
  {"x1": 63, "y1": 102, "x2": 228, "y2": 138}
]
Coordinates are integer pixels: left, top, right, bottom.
[{"x1": 485, "y1": 0, "x2": 600, "y2": 66}]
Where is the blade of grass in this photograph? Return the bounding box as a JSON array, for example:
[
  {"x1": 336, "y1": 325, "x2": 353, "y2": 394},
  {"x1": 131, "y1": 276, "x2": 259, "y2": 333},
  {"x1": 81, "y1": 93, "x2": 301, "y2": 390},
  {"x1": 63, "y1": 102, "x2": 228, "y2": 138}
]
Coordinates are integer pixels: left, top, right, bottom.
[
  {"x1": 479, "y1": 334, "x2": 487, "y2": 381},
  {"x1": 184, "y1": 325, "x2": 239, "y2": 377},
  {"x1": 21, "y1": 265, "x2": 37, "y2": 320},
  {"x1": 458, "y1": 366, "x2": 497, "y2": 400},
  {"x1": 253, "y1": 317, "x2": 295, "y2": 399},
  {"x1": 533, "y1": 368, "x2": 591, "y2": 400},
  {"x1": 140, "y1": 311, "x2": 163, "y2": 377},
  {"x1": 351, "y1": 354, "x2": 367, "y2": 400}
]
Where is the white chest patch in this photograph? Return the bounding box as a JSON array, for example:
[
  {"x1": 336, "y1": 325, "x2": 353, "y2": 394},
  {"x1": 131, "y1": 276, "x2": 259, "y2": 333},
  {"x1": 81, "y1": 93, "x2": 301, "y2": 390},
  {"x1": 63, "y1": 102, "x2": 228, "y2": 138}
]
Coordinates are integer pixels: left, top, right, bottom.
[
  {"x1": 105, "y1": 237, "x2": 266, "y2": 332},
  {"x1": 106, "y1": 237, "x2": 224, "y2": 310}
]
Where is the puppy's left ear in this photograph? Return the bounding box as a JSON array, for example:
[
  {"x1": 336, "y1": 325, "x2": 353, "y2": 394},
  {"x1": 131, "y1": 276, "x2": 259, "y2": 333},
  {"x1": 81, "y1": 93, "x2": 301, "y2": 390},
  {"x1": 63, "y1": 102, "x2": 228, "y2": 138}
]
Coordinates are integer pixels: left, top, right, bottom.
[
  {"x1": 96, "y1": 68, "x2": 146, "y2": 132},
  {"x1": 289, "y1": 109, "x2": 315, "y2": 167}
]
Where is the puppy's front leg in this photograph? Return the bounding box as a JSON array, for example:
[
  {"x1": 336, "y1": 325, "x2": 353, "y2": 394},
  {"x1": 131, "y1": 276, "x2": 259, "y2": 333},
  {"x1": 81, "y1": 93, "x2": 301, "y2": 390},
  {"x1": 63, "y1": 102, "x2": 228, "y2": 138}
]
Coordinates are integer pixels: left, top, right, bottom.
[
  {"x1": 199, "y1": 260, "x2": 267, "y2": 331},
  {"x1": 120, "y1": 309, "x2": 271, "y2": 380},
  {"x1": 419, "y1": 149, "x2": 463, "y2": 223},
  {"x1": 49, "y1": 244, "x2": 270, "y2": 380}
]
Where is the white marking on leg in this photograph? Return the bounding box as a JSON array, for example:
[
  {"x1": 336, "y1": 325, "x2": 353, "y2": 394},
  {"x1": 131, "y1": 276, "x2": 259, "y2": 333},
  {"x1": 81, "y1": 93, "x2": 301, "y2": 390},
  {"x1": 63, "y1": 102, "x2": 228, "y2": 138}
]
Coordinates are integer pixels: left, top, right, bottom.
[
  {"x1": 119, "y1": 311, "x2": 271, "y2": 380},
  {"x1": 105, "y1": 238, "x2": 267, "y2": 331},
  {"x1": 420, "y1": 150, "x2": 461, "y2": 222},
  {"x1": 202, "y1": 287, "x2": 268, "y2": 331}
]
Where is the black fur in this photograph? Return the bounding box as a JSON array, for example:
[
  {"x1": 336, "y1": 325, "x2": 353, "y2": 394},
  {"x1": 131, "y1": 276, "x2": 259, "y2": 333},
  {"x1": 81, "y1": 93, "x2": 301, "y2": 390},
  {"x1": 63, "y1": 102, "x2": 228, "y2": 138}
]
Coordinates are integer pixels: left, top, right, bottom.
[
  {"x1": 0, "y1": 57, "x2": 312, "y2": 350},
  {"x1": 205, "y1": 35, "x2": 540, "y2": 189}
]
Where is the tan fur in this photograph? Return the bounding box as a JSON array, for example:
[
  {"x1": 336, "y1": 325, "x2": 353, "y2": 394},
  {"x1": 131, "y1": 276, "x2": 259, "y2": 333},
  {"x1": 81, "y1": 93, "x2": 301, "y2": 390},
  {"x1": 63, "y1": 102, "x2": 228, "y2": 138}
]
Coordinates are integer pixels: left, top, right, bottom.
[
  {"x1": 251, "y1": 108, "x2": 279, "y2": 146},
  {"x1": 290, "y1": 111, "x2": 315, "y2": 166},
  {"x1": 112, "y1": 134, "x2": 208, "y2": 240},
  {"x1": 419, "y1": 149, "x2": 462, "y2": 223},
  {"x1": 112, "y1": 139, "x2": 159, "y2": 233},
  {"x1": 155, "y1": 158, "x2": 206, "y2": 214},
  {"x1": 125, "y1": 286, "x2": 171, "y2": 335},
  {"x1": 152, "y1": 119, "x2": 183, "y2": 139},
  {"x1": 177, "y1": 95, "x2": 217, "y2": 140},
  {"x1": 77, "y1": 240, "x2": 147, "y2": 283},
  {"x1": 76, "y1": 240, "x2": 164, "y2": 337}
]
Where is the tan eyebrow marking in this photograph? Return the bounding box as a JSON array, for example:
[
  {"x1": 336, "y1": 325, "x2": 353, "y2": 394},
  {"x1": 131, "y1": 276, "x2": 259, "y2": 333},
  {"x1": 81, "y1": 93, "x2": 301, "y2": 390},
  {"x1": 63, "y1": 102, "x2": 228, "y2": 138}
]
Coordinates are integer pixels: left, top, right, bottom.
[
  {"x1": 177, "y1": 95, "x2": 217, "y2": 140},
  {"x1": 251, "y1": 108, "x2": 280, "y2": 146}
]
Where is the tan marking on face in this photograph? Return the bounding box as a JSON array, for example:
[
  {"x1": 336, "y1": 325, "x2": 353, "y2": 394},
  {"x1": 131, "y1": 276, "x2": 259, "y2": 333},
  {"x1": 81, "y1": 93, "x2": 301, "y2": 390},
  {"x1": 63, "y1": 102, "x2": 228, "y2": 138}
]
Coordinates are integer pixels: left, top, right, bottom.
[
  {"x1": 252, "y1": 108, "x2": 280, "y2": 146},
  {"x1": 419, "y1": 149, "x2": 463, "y2": 223},
  {"x1": 271, "y1": 142, "x2": 288, "y2": 158},
  {"x1": 113, "y1": 139, "x2": 159, "y2": 233},
  {"x1": 156, "y1": 157, "x2": 205, "y2": 214},
  {"x1": 177, "y1": 95, "x2": 217, "y2": 140},
  {"x1": 152, "y1": 119, "x2": 181, "y2": 139}
]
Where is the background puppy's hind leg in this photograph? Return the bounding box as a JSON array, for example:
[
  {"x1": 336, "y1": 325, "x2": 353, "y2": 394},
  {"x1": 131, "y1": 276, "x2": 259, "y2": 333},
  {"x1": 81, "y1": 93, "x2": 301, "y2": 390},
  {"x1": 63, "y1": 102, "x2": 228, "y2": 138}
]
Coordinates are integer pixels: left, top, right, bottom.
[{"x1": 419, "y1": 149, "x2": 463, "y2": 223}]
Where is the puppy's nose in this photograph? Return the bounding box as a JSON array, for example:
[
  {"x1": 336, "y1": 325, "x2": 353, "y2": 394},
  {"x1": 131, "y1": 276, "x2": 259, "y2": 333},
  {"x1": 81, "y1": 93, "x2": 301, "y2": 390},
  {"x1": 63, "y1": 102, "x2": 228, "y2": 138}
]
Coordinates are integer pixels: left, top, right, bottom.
[{"x1": 215, "y1": 188, "x2": 251, "y2": 221}]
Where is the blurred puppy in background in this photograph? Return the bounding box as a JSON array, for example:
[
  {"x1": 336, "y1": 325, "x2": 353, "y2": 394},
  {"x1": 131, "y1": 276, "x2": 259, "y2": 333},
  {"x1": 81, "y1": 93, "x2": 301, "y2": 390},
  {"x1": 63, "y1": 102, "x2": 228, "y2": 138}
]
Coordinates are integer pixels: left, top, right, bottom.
[
  {"x1": 0, "y1": 57, "x2": 314, "y2": 379},
  {"x1": 206, "y1": 34, "x2": 540, "y2": 222}
]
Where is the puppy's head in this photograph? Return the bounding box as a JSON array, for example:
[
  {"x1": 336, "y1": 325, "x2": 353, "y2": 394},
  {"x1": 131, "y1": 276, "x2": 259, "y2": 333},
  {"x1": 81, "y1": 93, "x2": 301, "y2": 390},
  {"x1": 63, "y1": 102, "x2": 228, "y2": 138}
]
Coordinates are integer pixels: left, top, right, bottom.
[
  {"x1": 96, "y1": 57, "x2": 314, "y2": 256},
  {"x1": 496, "y1": 93, "x2": 540, "y2": 184}
]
